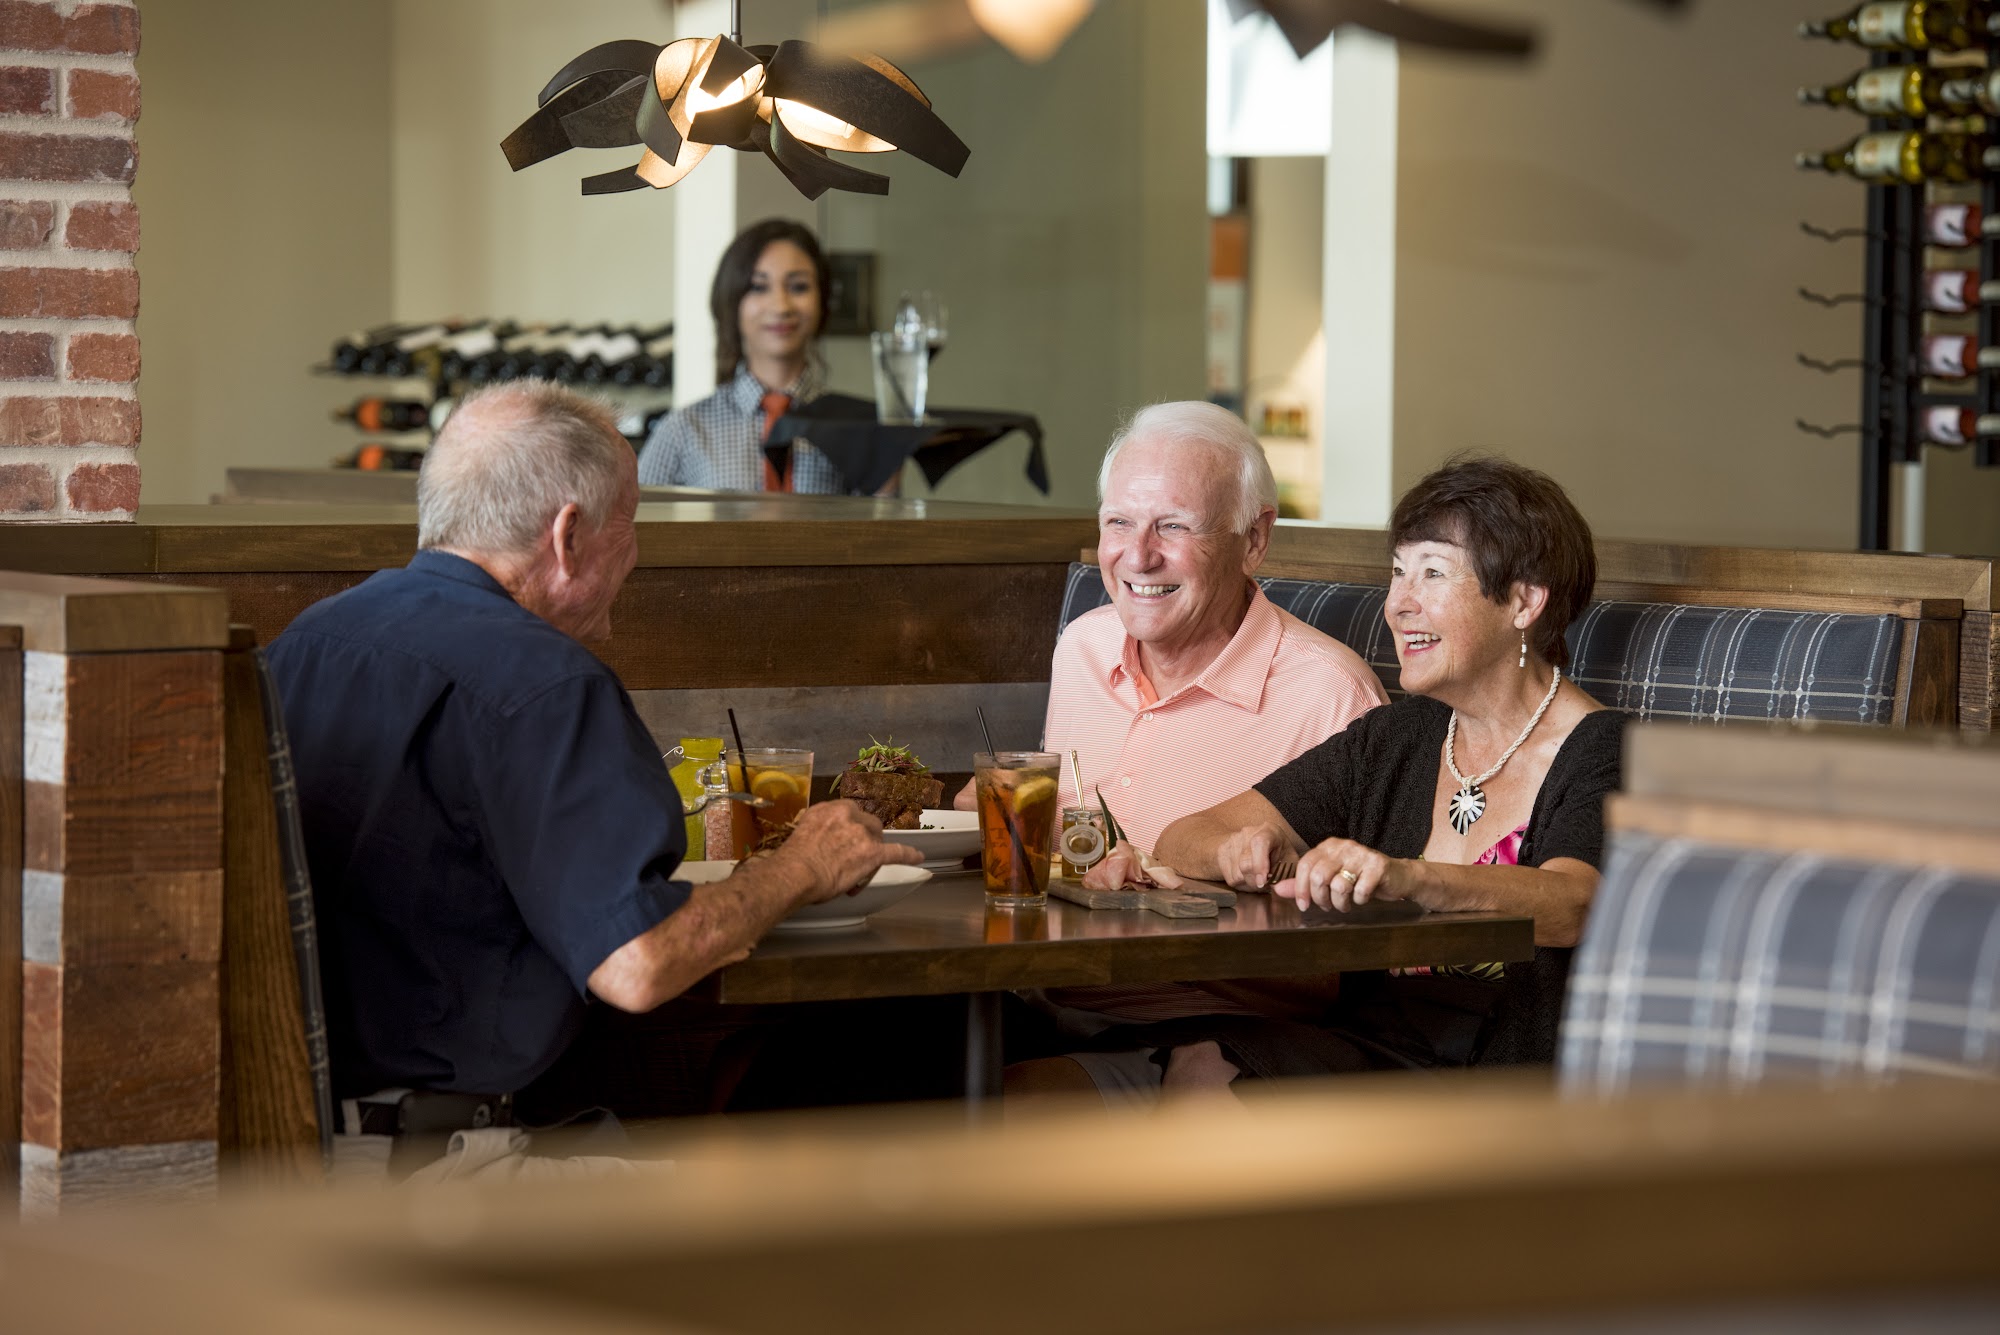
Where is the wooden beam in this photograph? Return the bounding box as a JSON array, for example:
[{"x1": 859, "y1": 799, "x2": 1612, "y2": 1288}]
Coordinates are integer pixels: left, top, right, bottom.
[{"x1": 1609, "y1": 793, "x2": 2000, "y2": 878}]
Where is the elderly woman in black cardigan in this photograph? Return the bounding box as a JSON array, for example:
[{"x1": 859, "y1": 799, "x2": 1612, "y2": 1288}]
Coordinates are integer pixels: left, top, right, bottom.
[{"x1": 1150, "y1": 455, "x2": 1624, "y2": 1086}]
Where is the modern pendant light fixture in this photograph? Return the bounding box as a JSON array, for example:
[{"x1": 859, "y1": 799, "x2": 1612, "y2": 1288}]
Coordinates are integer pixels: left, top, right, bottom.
[{"x1": 501, "y1": 1, "x2": 970, "y2": 201}]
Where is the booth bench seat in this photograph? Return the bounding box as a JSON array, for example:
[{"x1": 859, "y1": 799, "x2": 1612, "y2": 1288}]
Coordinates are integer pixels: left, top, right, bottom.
[{"x1": 1059, "y1": 563, "x2": 1958, "y2": 728}]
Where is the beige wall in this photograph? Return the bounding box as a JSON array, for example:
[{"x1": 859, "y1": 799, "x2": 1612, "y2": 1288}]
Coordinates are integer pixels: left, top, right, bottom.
[
  {"x1": 819, "y1": 0, "x2": 1209, "y2": 509},
  {"x1": 135, "y1": 0, "x2": 1207, "y2": 510},
  {"x1": 1394, "y1": 0, "x2": 1930, "y2": 552},
  {"x1": 136, "y1": 0, "x2": 394, "y2": 503},
  {"x1": 388, "y1": 0, "x2": 671, "y2": 326}
]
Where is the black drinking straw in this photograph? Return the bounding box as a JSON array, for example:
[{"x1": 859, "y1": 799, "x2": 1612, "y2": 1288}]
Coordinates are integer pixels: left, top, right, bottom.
[
  {"x1": 977, "y1": 706, "x2": 1033, "y2": 894},
  {"x1": 726, "y1": 708, "x2": 748, "y2": 778}
]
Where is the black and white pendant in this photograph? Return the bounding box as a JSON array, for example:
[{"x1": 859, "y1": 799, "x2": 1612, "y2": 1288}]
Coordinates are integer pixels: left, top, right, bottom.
[{"x1": 1448, "y1": 783, "x2": 1486, "y2": 835}]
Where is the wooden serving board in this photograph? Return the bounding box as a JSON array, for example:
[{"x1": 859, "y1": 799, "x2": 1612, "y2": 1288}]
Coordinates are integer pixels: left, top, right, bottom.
[{"x1": 1047, "y1": 881, "x2": 1235, "y2": 918}]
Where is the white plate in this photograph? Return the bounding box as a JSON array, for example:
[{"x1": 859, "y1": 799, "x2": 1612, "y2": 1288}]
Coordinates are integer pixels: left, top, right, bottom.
[
  {"x1": 676, "y1": 860, "x2": 934, "y2": 931},
  {"x1": 880, "y1": 809, "x2": 981, "y2": 867}
]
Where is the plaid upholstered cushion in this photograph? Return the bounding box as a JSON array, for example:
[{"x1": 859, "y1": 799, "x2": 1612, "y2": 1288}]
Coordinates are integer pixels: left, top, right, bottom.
[
  {"x1": 1566, "y1": 601, "x2": 1901, "y2": 725},
  {"x1": 1057, "y1": 565, "x2": 1904, "y2": 726},
  {"x1": 251, "y1": 647, "x2": 335, "y2": 1166},
  {"x1": 1560, "y1": 830, "x2": 2000, "y2": 1094}
]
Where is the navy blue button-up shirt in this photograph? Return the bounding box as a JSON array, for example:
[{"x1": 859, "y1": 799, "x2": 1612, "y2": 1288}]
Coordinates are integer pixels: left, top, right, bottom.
[{"x1": 267, "y1": 550, "x2": 689, "y2": 1097}]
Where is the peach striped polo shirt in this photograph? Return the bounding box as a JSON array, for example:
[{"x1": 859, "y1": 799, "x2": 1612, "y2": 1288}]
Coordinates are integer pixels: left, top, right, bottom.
[{"x1": 1042, "y1": 586, "x2": 1389, "y2": 853}]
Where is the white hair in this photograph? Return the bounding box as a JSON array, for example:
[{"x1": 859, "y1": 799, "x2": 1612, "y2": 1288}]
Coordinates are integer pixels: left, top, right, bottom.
[
  {"x1": 1097, "y1": 401, "x2": 1278, "y2": 533},
  {"x1": 417, "y1": 380, "x2": 629, "y2": 554}
]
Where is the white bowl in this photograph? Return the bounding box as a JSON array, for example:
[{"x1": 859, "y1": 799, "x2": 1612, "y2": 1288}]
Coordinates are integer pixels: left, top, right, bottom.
[
  {"x1": 880, "y1": 809, "x2": 981, "y2": 867},
  {"x1": 676, "y1": 860, "x2": 934, "y2": 931}
]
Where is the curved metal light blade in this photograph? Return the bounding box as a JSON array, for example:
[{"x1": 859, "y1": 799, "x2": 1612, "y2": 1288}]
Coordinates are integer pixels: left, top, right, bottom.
[
  {"x1": 581, "y1": 165, "x2": 652, "y2": 194},
  {"x1": 556, "y1": 74, "x2": 649, "y2": 150},
  {"x1": 503, "y1": 69, "x2": 643, "y2": 170},
  {"x1": 768, "y1": 110, "x2": 892, "y2": 197},
  {"x1": 1254, "y1": 0, "x2": 1535, "y2": 59},
  {"x1": 633, "y1": 37, "x2": 706, "y2": 167},
  {"x1": 763, "y1": 40, "x2": 969, "y2": 177},
  {"x1": 686, "y1": 36, "x2": 767, "y2": 146},
  {"x1": 534, "y1": 38, "x2": 663, "y2": 107},
  {"x1": 635, "y1": 139, "x2": 712, "y2": 190}
]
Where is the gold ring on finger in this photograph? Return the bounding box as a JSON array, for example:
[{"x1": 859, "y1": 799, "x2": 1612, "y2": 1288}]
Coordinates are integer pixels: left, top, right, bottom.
[{"x1": 1337, "y1": 868, "x2": 1359, "y2": 883}]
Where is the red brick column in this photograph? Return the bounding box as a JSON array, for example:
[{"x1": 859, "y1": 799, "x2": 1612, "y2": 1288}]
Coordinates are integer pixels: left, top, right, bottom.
[{"x1": 0, "y1": 1, "x2": 139, "y2": 521}]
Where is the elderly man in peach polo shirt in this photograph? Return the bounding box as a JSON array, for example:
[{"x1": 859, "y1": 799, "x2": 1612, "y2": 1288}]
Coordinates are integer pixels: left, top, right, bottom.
[{"x1": 975, "y1": 400, "x2": 1388, "y2": 1107}]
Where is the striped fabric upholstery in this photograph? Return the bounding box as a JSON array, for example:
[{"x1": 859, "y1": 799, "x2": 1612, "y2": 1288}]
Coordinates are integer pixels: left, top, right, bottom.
[
  {"x1": 1057, "y1": 565, "x2": 1904, "y2": 725},
  {"x1": 1567, "y1": 601, "x2": 1901, "y2": 725},
  {"x1": 251, "y1": 647, "x2": 335, "y2": 1168},
  {"x1": 1560, "y1": 831, "x2": 2000, "y2": 1094}
]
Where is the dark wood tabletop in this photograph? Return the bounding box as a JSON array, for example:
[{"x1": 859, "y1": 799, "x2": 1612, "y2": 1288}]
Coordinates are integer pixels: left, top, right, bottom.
[{"x1": 698, "y1": 870, "x2": 1535, "y2": 1005}]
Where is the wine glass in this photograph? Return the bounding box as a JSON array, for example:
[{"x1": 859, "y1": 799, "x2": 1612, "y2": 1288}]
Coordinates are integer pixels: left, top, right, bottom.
[{"x1": 917, "y1": 289, "x2": 948, "y2": 362}]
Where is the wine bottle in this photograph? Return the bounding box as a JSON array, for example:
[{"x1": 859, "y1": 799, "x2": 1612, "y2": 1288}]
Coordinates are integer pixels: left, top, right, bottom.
[
  {"x1": 1923, "y1": 201, "x2": 1997, "y2": 246},
  {"x1": 1795, "y1": 129, "x2": 1995, "y2": 184},
  {"x1": 1920, "y1": 267, "x2": 2000, "y2": 311},
  {"x1": 1800, "y1": 2, "x2": 1994, "y2": 51},
  {"x1": 1938, "y1": 67, "x2": 2000, "y2": 116},
  {"x1": 330, "y1": 323, "x2": 424, "y2": 374},
  {"x1": 1918, "y1": 332, "x2": 2000, "y2": 376},
  {"x1": 1800, "y1": 64, "x2": 1974, "y2": 117},
  {"x1": 332, "y1": 397, "x2": 431, "y2": 432},
  {"x1": 437, "y1": 322, "x2": 510, "y2": 381},
  {"x1": 489, "y1": 325, "x2": 572, "y2": 382},
  {"x1": 1918, "y1": 405, "x2": 2000, "y2": 443},
  {"x1": 610, "y1": 330, "x2": 677, "y2": 387}
]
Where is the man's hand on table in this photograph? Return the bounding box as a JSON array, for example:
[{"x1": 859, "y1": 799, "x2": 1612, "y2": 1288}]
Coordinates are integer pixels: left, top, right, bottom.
[{"x1": 766, "y1": 800, "x2": 924, "y2": 906}]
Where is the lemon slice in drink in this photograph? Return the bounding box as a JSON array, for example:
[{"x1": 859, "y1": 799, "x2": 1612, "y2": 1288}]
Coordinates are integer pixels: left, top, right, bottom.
[
  {"x1": 1013, "y1": 776, "x2": 1058, "y2": 810},
  {"x1": 751, "y1": 770, "x2": 803, "y2": 803}
]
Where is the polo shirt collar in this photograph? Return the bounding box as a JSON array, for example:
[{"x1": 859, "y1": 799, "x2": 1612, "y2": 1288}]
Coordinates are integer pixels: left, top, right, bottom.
[
  {"x1": 409, "y1": 548, "x2": 508, "y2": 597},
  {"x1": 1112, "y1": 583, "x2": 1281, "y2": 713},
  {"x1": 726, "y1": 361, "x2": 824, "y2": 415}
]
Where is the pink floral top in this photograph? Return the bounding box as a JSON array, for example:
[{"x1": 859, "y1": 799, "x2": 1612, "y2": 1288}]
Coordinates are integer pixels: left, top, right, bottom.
[{"x1": 1391, "y1": 822, "x2": 1526, "y2": 980}]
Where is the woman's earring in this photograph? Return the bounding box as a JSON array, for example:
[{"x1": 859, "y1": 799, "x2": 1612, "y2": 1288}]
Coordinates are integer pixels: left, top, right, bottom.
[{"x1": 1518, "y1": 631, "x2": 1527, "y2": 669}]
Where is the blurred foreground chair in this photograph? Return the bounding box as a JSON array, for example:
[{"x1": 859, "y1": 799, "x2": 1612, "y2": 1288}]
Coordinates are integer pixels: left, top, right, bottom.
[{"x1": 1561, "y1": 723, "x2": 2000, "y2": 1094}]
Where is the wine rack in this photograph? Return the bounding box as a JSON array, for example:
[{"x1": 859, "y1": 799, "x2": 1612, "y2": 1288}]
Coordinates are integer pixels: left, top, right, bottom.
[
  {"x1": 1796, "y1": 3, "x2": 2000, "y2": 551},
  {"x1": 313, "y1": 320, "x2": 675, "y2": 468}
]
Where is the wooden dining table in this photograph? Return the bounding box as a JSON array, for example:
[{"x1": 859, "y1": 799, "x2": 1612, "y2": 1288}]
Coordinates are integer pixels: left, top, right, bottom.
[{"x1": 695, "y1": 869, "x2": 1536, "y2": 1112}]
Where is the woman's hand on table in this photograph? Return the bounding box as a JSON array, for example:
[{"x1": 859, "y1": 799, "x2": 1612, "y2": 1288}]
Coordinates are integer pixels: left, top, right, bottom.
[
  {"x1": 1276, "y1": 837, "x2": 1408, "y2": 912},
  {"x1": 1213, "y1": 823, "x2": 1298, "y2": 891}
]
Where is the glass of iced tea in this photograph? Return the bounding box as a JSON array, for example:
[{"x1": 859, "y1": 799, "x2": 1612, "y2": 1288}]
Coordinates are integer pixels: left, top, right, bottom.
[
  {"x1": 716, "y1": 747, "x2": 813, "y2": 859},
  {"x1": 974, "y1": 751, "x2": 1060, "y2": 907}
]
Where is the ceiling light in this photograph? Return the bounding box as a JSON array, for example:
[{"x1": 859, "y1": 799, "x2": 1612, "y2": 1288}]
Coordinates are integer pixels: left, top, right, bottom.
[{"x1": 502, "y1": 8, "x2": 969, "y2": 202}]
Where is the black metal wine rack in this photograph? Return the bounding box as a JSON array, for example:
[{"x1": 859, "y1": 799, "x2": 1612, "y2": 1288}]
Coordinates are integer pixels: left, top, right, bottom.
[{"x1": 1804, "y1": 26, "x2": 2000, "y2": 551}]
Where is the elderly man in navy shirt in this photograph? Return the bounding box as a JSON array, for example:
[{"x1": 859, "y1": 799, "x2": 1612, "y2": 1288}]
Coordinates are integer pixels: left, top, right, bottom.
[{"x1": 267, "y1": 381, "x2": 917, "y2": 1148}]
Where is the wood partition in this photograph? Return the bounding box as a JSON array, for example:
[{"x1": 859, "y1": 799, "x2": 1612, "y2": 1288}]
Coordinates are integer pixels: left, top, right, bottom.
[
  {"x1": 0, "y1": 574, "x2": 230, "y2": 1214},
  {"x1": 1, "y1": 1075, "x2": 1995, "y2": 1332}
]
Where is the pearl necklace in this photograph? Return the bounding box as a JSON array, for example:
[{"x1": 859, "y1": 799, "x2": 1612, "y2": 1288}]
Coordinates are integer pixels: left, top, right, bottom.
[{"x1": 1444, "y1": 665, "x2": 1562, "y2": 836}]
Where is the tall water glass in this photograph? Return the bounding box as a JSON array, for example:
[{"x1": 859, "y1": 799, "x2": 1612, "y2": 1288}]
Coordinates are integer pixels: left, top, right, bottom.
[{"x1": 870, "y1": 330, "x2": 928, "y2": 424}]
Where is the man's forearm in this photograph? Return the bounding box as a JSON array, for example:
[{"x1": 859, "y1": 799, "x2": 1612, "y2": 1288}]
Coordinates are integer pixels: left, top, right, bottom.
[
  {"x1": 1153, "y1": 812, "x2": 1236, "y2": 880},
  {"x1": 590, "y1": 856, "x2": 813, "y2": 1011}
]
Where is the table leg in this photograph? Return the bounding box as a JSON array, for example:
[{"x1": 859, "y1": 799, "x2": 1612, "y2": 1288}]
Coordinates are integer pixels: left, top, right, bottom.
[{"x1": 964, "y1": 991, "x2": 1004, "y2": 1116}]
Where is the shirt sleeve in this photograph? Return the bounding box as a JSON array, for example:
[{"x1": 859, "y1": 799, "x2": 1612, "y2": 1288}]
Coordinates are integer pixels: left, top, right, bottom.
[
  {"x1": 1523, "y1": 711, "x2": 1627, "y2": 870},
  {"x1": 472, "y1": 673, "x2": 691, "y2": 995},
  {"x1": 1252, "y1": 719, "x2": 1364, "y2": 848}
]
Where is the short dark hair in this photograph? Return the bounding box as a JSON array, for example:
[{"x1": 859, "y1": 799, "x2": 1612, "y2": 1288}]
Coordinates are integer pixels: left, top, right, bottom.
[
  {"x1": 709, "y1": 217, "x2": 829, "y2": 384},
  {"x1": 1388, "y1": 454, "x2": 1595, "y2": 668}
]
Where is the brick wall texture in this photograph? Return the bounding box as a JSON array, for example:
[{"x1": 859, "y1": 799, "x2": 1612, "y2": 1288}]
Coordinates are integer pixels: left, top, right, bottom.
[{"x1": 0, "y1": 1, "x2": 138, "y2": 521}]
